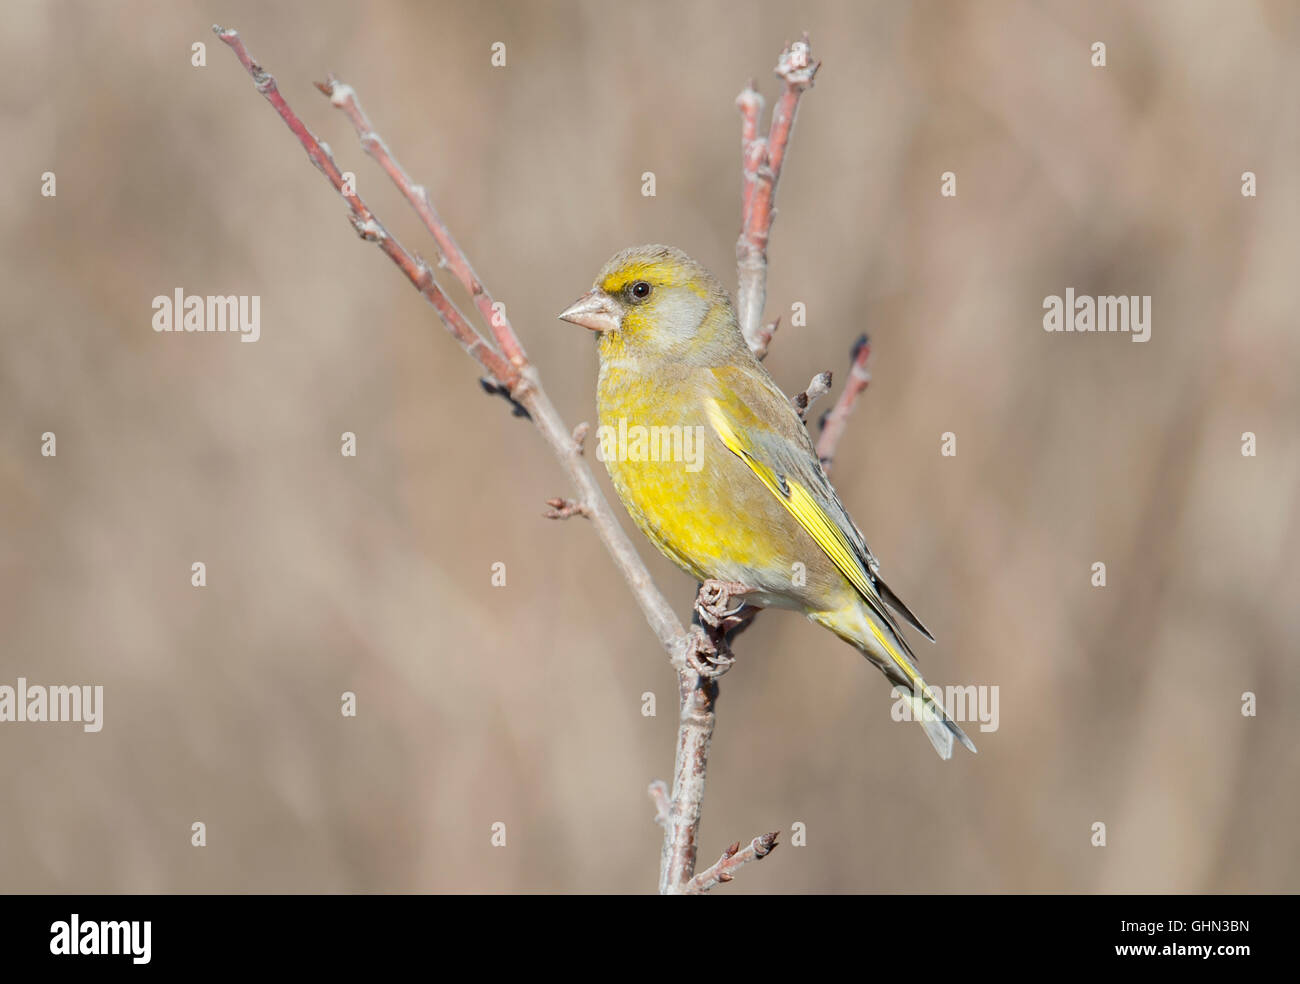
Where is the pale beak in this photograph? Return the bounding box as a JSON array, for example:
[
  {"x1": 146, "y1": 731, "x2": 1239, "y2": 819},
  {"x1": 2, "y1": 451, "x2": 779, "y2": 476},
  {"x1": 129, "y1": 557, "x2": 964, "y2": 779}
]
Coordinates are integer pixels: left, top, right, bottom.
[{"x1": 558, "y1": 289, "x2": 623, "y2": 333}]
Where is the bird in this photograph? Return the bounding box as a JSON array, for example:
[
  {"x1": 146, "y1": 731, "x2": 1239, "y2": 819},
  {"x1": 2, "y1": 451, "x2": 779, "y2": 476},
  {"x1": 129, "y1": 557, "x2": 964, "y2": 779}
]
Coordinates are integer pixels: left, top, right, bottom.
[{"x1": 558, "y1": 244, "x2": 975, "y2": 759}]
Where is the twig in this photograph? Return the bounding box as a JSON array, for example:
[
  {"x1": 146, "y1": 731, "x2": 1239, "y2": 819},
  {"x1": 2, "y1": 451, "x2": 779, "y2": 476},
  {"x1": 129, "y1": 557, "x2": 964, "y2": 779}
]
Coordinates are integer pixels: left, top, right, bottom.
[
  {"x1": 214, "y1": 23, "x2": 691, "y2": 666},
  {"x1": 543, "y1": 497, "x2": 590, "y2": 520},
  {"x1": 215, "y1": 31, "x2": 516, "y2": 390},
  {"x1": 735, "y1": 35, "x2": 820, "y2": 358},
  {"x1": 479, "y1": 378, "x2": 531, "y2": 419},
  {"x1": 655, "y1": 578, "x2": 759, "y2": 892},
  {"x1": 816, "y1": 333, "x2": 872, "y2": 470},
  {"x1": 685, "y1": 832, "x2": 780, "y2": 894},
  {"x1": 792, "y1": 370, "x2": 833, "y2": 421},
  {"x1": 658, "y1": 671, "x2": 716, "y2": 891},
  {"x1": 570, "y1": 422, "x2": 590, "y2": 451},
  {"x1": 748, "y1": 316, "x2": 781, "y2": 360},
  {"x1": 648, "y1": 781, "x2": 672, "y2": 827},
  {"x1": 316, "y1": 75, "x2": 528, "y2": 373}
]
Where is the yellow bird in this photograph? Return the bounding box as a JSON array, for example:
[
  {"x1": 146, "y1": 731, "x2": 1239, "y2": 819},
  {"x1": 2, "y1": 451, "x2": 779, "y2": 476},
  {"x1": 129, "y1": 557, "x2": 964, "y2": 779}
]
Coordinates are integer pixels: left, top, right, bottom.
[{"x1": 559, "y1": 245, "x2": 975, "y2": 759}]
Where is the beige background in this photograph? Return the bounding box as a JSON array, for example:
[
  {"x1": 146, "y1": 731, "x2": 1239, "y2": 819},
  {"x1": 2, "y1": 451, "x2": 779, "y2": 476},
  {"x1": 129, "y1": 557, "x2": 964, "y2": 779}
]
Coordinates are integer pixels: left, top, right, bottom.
[{"x1": 1, "y1": 0, "x2": 1297, "y2": 893}]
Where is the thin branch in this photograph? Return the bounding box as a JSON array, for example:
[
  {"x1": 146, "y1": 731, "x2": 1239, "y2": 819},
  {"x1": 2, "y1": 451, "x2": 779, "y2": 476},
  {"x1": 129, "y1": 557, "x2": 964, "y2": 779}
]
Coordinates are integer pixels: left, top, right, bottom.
[
  {"x1": 735, "y1": 35, "x2": 820, "y2": 358},
  {"x1": 660, "y1": 669, "x2": 715, "y2": 892},
  {"x1": 685, "y1": 832, "x2": 780, "y2": 894},
  {"x1": 214, "y1": 24, "x2": 691, "y2": 669},
  {"x1": 211, "y1": 26, "x2": 515, "y2": 390},
  {"x1": 816, "y1": 333, "x2": 872, "y2": 470},
  {"x1": 735, "y1": 69, "x2": 767, "y2": 289},
  {"x1": 316, "y1": 75, "x2": 528, "y2": 372},
  {"x1": 657, "y1": 579, "x2": 755, "y2": 894}
]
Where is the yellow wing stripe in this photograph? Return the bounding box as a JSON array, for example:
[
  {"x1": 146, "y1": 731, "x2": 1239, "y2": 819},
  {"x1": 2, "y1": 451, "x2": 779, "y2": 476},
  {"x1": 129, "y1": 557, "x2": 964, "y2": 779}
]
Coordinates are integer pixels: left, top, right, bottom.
[
  {"x1": 705, "y1": 400, "x2": 962, "y2": 749},
  {"x1": 705, "y1": 397, "x2": 873, "y2": 599},
  {"x1": 862, "y1": 614, "x2": 943, "y2": 707},
  {"x1": 705, "y1": 397, "x2": 940, "y2": 703},
  {"x1": 785, "y1": 481, "x2": 873, "y2": 600}
]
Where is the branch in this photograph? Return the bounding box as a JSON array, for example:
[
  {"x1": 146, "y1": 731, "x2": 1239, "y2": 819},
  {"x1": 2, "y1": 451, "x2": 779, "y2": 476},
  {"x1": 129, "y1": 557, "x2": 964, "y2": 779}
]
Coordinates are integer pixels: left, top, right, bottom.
[
  {"x1": 316, "y1": 75, "x2": 528, "y2": 373},
  {"x1": 685, "y1": 832, "x2": 780, "y2": 894},
  {"x1": 211, "y1": 27, "x2": 514, "y2": 390},
  {"x1": 816, "y1": 333, "x2": 872, "y2": 470},
  {"x1": 657, "y1": 580, "x2": 753, "y2": 894},
  {"x1": 214, "y1": 25, "x2": 692, "y2": 669},
  {"x1": 735, "y1": 35, "x2": 820, "y2": 359}
]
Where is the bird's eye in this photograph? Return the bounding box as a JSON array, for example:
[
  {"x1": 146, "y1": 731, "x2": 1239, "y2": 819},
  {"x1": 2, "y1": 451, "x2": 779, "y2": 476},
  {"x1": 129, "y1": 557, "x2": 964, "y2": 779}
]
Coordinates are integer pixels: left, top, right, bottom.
[{"x1": 629, "y1": 281, "x2": 652, "y2": 301}]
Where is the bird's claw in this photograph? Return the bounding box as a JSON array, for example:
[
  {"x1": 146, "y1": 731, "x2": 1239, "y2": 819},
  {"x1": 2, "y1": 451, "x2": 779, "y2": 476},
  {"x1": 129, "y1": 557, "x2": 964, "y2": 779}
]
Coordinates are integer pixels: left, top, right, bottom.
[
  {"x1": 683, "y1": 625, "x2": 735, "y2": 679},
  {"x1": 696, "y1": 579, "x2": 755, "y2": 632},
  {"x1": 684, "y1": 581, "x2": 761, "y2": 678}
]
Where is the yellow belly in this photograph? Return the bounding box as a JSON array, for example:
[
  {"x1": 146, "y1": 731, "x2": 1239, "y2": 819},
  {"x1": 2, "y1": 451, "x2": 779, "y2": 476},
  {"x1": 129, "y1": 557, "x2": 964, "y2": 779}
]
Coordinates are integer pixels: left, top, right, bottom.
[{"x1": 596, "y1": 364, "x2": 841, "y2": 608}]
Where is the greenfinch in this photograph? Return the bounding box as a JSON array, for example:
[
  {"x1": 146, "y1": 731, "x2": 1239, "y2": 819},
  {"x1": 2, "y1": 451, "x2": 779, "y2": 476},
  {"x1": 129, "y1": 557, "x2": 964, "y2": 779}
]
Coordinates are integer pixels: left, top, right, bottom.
[{"x1": 559, "y1": 245, "x2": 974, "y2": 759}]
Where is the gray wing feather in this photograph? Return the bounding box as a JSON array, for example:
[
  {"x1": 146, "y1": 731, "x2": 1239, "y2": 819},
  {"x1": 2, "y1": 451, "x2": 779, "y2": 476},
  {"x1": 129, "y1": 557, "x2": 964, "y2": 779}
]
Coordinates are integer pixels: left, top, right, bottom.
[{"x1": 736, "y1": 363, "x2": 937, "y2": 648}]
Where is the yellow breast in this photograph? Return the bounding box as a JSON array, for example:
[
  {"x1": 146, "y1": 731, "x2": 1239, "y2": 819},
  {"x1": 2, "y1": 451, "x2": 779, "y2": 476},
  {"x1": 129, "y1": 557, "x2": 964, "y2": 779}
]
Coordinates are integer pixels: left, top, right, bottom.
[{"x1": 595, "y1": 362, "x2": 823, "y2": 605}]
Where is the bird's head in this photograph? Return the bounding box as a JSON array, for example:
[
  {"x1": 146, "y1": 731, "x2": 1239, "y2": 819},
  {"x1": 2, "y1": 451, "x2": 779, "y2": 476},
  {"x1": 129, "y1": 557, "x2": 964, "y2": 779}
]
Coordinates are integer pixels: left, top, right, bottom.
[{"x1": 558, "y1": 244, "x2": 738, "y2": 361}]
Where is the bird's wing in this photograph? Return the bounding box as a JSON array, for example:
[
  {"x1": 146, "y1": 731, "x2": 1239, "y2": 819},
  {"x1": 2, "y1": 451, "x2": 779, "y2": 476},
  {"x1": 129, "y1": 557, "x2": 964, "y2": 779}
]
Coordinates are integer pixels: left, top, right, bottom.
[{"x1": 705, "y1": 363, "x2": 935, "y2": 645}]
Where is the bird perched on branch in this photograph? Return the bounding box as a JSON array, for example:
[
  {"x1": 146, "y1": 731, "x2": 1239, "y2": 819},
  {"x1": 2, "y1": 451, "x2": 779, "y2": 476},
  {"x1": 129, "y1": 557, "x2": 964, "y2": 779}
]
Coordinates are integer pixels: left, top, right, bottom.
[{"x1": 559, "y1": 244, "x2": 974, "y2": 759}]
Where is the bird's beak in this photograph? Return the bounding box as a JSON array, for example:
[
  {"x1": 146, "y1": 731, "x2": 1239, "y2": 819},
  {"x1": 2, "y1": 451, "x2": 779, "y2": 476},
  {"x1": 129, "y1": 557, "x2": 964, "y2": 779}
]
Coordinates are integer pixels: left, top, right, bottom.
[{"x1": 558, "y1": 289, "x2": 623, "y2": 333}]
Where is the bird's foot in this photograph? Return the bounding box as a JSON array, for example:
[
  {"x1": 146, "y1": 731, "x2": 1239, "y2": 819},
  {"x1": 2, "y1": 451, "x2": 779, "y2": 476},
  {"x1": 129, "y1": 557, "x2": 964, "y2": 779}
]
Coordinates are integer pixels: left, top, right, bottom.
[
  {"x1": 684, "y1": 625, "x2": 736, "y2": 679},
  {"x1": 695, "y1": 580, "x2": 757, "y2": 634},
  {"x1": 685, "y1": 580, "x2": 761, "y2": 679}
]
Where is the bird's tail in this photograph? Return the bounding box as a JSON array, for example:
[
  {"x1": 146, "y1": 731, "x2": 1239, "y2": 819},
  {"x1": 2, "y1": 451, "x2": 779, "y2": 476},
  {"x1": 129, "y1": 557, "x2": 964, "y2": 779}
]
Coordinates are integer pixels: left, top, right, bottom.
[
  {"x1": 895, "y1": 677, "x2": 975, "y2": 761},
  {"x1": 812, "y1": 604, "x2": 976, "y2": 760}
]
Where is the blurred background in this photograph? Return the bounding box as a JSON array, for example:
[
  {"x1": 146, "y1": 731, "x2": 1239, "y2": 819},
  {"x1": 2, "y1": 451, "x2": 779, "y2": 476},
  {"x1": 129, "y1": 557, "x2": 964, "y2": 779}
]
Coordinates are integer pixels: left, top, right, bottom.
[{"x1": 1, "y1": 0, "x2": 1297, "y2": 893}]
